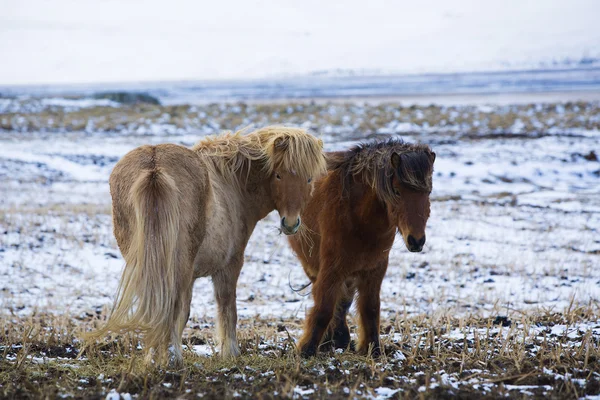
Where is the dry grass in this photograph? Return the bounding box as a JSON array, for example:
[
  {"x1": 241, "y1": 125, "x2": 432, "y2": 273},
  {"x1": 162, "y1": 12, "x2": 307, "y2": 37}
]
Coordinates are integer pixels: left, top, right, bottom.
[
  {"x1": 2, "y1": 101, "x2": 600, "y2": 137},
  {"x1": 2, "y1": 306, "x2": 599, "y2": 399},
  {"x1": 2, "y1": 99, "x2": 599, "y2": 398}
]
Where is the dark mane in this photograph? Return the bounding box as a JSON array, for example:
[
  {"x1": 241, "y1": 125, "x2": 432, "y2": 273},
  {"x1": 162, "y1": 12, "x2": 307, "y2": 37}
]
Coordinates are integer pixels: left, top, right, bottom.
[{"x1": 327, "y1": 138, "x2": 434, "y2": 204}]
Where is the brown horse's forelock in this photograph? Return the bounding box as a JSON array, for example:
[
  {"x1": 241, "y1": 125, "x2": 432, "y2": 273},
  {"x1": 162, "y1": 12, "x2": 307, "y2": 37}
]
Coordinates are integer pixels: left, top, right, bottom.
[{"x1": 329, "y1": 139, "x2": 433, "y2": 205}]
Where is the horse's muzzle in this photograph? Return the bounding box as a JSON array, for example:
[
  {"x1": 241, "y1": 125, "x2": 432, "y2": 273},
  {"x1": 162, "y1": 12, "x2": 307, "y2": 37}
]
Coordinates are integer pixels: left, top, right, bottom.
[
  {"x1": 281, "y1": 217, "x2": 301, "y2": 235},
  {"x1": 407, "y1": 234, "x2": 426, "y2": 252}
]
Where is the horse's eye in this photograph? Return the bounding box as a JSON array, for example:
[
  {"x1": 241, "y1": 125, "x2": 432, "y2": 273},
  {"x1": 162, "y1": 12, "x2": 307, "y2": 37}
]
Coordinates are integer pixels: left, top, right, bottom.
[
  {"x1": 276, "y1": 173, "x2": 281, "y2": 180},
  {"x1": 308, "y1": 178, "x2": 312, "y2": 183},
  {"x1": 394, "y1": 188, "x2": 400, "y2": 196}
]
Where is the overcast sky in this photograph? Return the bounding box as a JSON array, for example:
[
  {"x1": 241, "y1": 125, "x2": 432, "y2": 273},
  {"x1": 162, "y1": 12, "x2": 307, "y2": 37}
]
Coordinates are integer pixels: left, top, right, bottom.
[{"x1": 1, "y1": 0, "x2": 599, "y2": 85}]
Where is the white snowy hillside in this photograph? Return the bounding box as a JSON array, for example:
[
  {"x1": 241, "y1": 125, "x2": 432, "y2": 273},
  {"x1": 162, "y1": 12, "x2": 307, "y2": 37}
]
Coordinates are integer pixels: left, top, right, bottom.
[{"x1": 1, "y1": 0, "x2": 600, "y2": 85}]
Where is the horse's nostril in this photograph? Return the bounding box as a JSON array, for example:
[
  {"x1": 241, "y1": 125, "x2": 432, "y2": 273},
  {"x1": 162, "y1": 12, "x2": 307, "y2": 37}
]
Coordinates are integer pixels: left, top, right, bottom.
[
  {"x1": 281, "y1": 217, "x2": 301, "y2": 229},
  {"x1": 407, "y1": 235, "x2": 417, "y2": 248},
  {"x1": 407, "y1": 235, "x2": 426, "y2": 250},
  {"x1": 280, "y1": 216, "x2": 301, "y2": 235}
]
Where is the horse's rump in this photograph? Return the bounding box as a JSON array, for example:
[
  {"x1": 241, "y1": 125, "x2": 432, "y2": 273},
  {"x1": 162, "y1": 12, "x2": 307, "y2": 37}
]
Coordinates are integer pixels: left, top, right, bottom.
[{"x1": 86, "y1": 144, "x2": 209, "y2": 361}]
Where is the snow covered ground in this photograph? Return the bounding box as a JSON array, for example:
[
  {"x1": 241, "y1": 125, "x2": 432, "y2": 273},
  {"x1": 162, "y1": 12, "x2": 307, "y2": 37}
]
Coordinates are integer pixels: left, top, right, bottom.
[
  {"x1": 2, "y1": 0, "x2": 600, "y2": 85},
  {"x1": 1, "y1": 100, "x2": 598, "y2": 323},
  {"x1": 1, "y1": 97, "x2": 599, "y2": 398}
]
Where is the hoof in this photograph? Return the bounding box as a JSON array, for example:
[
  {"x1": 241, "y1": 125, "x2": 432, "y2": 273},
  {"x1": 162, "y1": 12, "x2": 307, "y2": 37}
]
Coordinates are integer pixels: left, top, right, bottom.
[
  {"x1": 370, "y1": 347, "x2": 381, "y2": 358},
  {"x1": 332, "y1": 334, "x2": 352, "y2": 350},
  {"x1": 220, "y1": 343, "x2": 241, "y2": 359},
  {"x1": 347, "y1": 340, "x2": 356, "y2": 352},
  {"x1": 300, "y1": 344, "x2": 317, "y2": 358},
  {"x1": 359, "y1": 344, "x2": 381, "y2": 358},
  {"x1": 168, "y1": 356, "x2": 184, "y2": 369},
  {"x1": 321, "y1": 339, "x2": 355, "y2": 353},
  {"x1": 322, "y1": 327, "x2": 351, "y2": 351},
  {"x1": 168, "y1": 345, "x2": 184, "y2": 369}
]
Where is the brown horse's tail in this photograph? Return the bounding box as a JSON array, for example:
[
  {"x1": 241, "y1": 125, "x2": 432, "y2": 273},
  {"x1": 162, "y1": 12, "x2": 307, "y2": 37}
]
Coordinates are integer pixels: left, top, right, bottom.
[{"x1": 86, "y1": 167, "x2": 184, "y2": 358}]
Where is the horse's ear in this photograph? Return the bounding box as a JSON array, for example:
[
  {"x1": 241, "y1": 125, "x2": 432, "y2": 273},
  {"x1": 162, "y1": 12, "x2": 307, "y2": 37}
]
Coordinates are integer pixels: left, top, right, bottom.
[
  {"x1": 429, "y1": 151, "x2": 436, "y2": 163},
  {"x1": 318, "y1": 138, "x2": 324, "y2": 149},
  {"x1": 273, "y1": 136, "x2": 289, "y2": 151},
  {"x1": 391, "y1": 152, "x2": 401, "y2": 171}
]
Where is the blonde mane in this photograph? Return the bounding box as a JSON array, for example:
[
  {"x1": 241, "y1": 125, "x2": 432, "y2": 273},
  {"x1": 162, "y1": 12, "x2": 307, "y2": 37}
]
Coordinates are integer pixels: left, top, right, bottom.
[{"x1": 192, "y1": 126, "x2": 326, "y2": 185}]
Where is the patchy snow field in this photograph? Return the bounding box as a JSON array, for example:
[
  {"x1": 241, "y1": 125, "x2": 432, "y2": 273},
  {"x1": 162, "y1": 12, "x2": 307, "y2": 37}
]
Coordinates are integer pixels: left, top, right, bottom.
[{"x1": 1, "y1": 98, "x2": 599, "y2": 398}]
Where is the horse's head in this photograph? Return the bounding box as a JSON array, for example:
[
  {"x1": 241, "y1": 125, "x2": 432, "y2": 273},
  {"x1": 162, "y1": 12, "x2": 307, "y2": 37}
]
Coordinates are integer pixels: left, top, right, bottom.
[
  {"x1": 388, "y1": 149, "x2": 435, "y2": 252},
  {"x1": 266, "y1": 130, "x2": 326, "y2": 235},
  {"x1": 270, "y1": 169, "x2": 314, "y2": 235}
]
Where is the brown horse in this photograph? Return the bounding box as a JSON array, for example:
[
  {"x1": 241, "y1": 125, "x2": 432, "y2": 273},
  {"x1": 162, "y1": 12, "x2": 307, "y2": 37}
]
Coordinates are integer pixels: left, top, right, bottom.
[
  {"x1": 86, "y1": 126, "x2": 326, "y2": 366},
  {"x1": 288, "y1": 139, "x2": 435, "y2": 358}
]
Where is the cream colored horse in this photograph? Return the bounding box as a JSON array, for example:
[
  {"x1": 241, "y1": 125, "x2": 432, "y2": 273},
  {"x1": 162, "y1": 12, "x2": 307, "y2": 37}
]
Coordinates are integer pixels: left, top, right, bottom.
[{"x1": 86, "y1": 126, "x2": 326, "y2": 366}]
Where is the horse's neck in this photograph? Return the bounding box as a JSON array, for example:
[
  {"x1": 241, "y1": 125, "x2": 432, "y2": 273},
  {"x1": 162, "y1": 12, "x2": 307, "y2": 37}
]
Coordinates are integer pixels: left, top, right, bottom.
[
  {"x1": 350, "y1": 177, "x2": 395, "y2": 237},
  {"x1": 239, "y1": 180, "x2": 275, "y2": 223},
  {"x1": 210, "y1": 163, "x2": 274, "y2": 229}
]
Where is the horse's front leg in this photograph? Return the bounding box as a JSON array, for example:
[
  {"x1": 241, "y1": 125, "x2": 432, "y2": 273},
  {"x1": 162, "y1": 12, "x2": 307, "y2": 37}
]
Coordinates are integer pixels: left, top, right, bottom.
[
  {"x1": 212, "y1": 264, "x2": 242, "y2": 358},
  {"x1": 356, "y1": 263, "x2": 387, "y2": 357},
  {"x1": 299, "y1": 269, "x2": 344, "y2": 357}
]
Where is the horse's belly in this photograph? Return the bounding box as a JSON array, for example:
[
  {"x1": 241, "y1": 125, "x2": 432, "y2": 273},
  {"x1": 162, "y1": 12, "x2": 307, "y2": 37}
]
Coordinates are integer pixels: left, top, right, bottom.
[
  {"x1": 192, "y1": 199, "x2": 237, "y2": 277},
  {"x1": 193, "y1": 235, "x2": 235, "y2": 277}
]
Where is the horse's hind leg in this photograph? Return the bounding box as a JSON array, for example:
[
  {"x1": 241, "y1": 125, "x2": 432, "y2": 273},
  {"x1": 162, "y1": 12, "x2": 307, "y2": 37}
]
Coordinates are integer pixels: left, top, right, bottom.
[
  {"x1": 169, "y1": 281, "x2": 194, "y2": 367},
  {"x1": 213, "y1": 265, "x2": 242, "y2": 358},
  {"x1": 356, "y1": 264, "x2": 387, "y2": 357},
  {"x1": 322, "y1": 279, "x2": 355, "y2": 351}
]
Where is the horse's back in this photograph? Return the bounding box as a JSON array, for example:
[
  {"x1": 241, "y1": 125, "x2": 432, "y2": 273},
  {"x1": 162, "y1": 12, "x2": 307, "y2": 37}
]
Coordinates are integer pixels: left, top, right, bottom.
[{"x1": 110, "y1": 143, "x2": 211, "y2": 257}]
